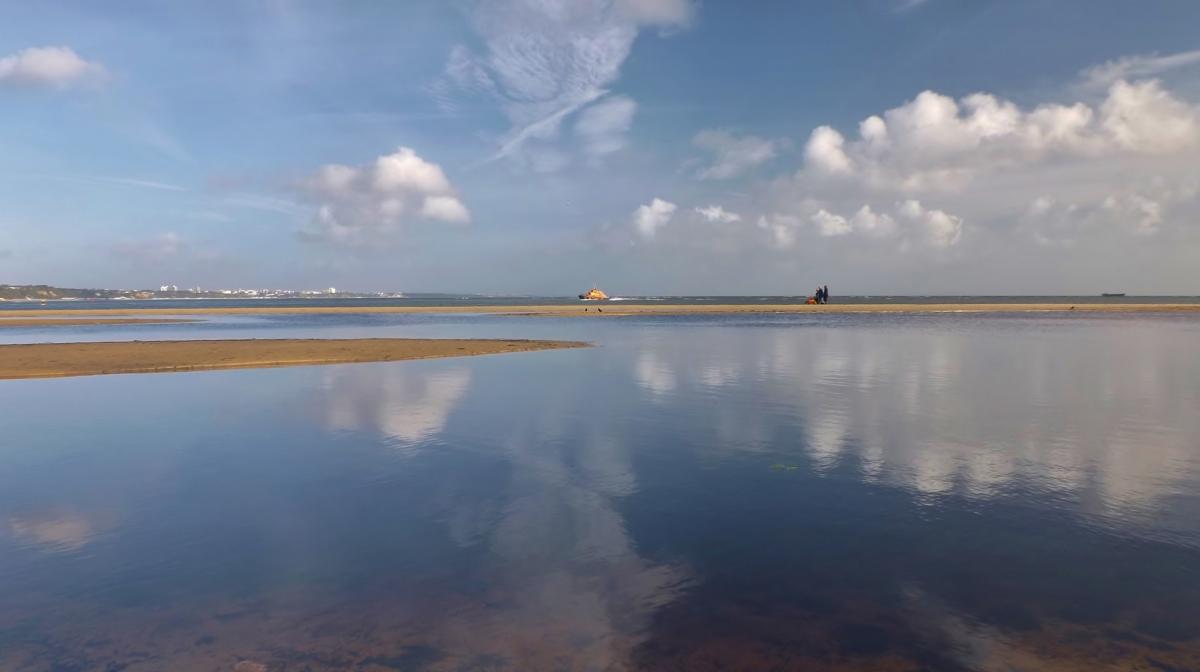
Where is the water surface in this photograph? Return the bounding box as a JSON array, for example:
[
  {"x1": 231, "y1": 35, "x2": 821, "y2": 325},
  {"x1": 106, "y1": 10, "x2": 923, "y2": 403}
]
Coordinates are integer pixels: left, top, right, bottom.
[{"x1": 2, "y1": 312, "x2": 1199, "y2": 670}]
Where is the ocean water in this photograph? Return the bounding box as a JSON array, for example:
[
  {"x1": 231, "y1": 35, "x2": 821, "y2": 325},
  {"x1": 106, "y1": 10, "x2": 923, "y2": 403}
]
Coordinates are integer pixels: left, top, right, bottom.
[{"x1": 1, "y1": 312, "x2": 1199, "y2": 671}]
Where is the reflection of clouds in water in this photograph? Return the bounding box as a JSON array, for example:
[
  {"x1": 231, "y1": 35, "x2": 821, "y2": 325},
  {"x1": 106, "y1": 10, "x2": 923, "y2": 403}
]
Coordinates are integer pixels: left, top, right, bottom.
[
  {"x1": 634, "y1": 350, "x2": 676, "y2": 396},
  {"x1": 897, "y1": 583, "x2": 1187, "y2": 671},
  {"x1": 699, "y1": 363, "x2": 739, "y2": 388},
  {"x1": 806, "y1": 412, "x2": 848, "y2": 472},
  {"x1": 7, "y1": 510, "x2": 95, "y2": 552},
  {"x1": 426, "y1": 402, "x2": 687, "y2": 667},
  {"x1": 320, "y1": 365, "x2": 471, "y2": 445},
  {"x1": 623, "y1": 322, "x2": 1200, "y2": 528}
]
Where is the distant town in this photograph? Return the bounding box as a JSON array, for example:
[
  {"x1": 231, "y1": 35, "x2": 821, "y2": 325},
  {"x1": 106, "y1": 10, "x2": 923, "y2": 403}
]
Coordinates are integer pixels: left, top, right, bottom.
[{"x1": 0, "y1": 284, "x2": 404, "y2": 302}]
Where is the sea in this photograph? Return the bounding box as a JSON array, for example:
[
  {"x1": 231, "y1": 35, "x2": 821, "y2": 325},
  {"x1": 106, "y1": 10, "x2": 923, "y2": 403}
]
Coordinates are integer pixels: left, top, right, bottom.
[{"x1": 1, "y1": 305, "x2": 1198, "y2": 670}]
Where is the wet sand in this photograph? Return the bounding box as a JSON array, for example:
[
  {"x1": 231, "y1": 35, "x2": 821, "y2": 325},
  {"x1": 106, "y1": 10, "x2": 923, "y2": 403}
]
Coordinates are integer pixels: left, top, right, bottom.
[
  {"x1": 1, "y1": 302, "x2": 1199, "y2": 319},
  {"x1": 0, "y1": 338, "x2": 587, "y2": 380}
]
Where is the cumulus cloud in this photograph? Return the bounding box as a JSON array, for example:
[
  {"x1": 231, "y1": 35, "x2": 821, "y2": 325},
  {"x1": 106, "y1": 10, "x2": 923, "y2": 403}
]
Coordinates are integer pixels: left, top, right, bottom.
[
  {"x1": 804, "y1": 125, "x2": 854, "y2": 175},
  {"x1": 897, "y1": 200, "x2": 963, "y2": 247},
  {"x1": 0, "y1": 46, "x2": 106, "y2": 89},
  {"x1": 849, "y1": 205, "x2": 898, "y2": 238},
  {"x1": 694, "y1": 205, "x2": 741, "y2": 223},
  {"x1": 298, "y1": 147, "x2": 469, "y2": 246},
  {"x1": 692, "y1": 130, "x2": 781, "y2": 179},
  {"x1": 756, "y1": 214, "x2": 803, "y2": 249},
  {"x1": 574, "y1": 95, "x2": 637, "y2": 157},
  {"x1": 632, "y1": 197, "x2": 677, "y2": 239},
  {"x1": 437, "y1": 0, "x2": 693, "y2": 168},
  {"x1": 1023, "y1": 182, "x2": 1191, "y2": 247},
  {"x1": 757, "y1": 200, "x2": 960, "y2": 249},
  {"x1": 811, "y1": 209, "x2": 851, "y2": 237},
  {"x1": 799, "y1": 79, "x2": 1200, "y2": 192}
]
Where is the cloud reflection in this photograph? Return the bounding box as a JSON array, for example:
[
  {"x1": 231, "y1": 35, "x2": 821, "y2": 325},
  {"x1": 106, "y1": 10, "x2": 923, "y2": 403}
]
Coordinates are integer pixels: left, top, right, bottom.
[
  {"x1": 617, "y1": 319, "x2": 1200, "y2": 529},
  {"x1": 318, "y1": 365, "x2": 472, "y2": 445},
  {"x1": 7, "y1": 510, "x2": 96, "y2": 553}
]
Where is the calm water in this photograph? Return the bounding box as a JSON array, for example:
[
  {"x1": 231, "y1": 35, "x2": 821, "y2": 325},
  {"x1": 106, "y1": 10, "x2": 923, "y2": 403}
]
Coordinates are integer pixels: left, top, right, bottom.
[{"x1": 2, "y1": 312, "x2": 1199, "y2": 671}]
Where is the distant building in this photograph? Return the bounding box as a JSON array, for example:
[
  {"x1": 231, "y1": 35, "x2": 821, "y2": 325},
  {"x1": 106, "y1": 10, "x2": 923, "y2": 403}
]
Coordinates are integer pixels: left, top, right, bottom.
[
  {"x1": 159, "y1": 284, "x2": 178, "y2": 292},
  {"x1": 327, "y1": 287, "x2": 337, "y2": 294}
]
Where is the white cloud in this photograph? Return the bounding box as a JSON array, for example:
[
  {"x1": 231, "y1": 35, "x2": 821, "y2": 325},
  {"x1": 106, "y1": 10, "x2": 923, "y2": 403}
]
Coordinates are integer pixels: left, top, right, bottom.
[
  {"x1": 757, "y1": 200, "x2": 959, "y2": 249},
  {"x1": 372, "y1": 147, "x2": 454, "y2": 194},
  {"x1": 299, "y1": 147, "x2": 470, "y2": 246},
  {"x1": 632, "y1": 197, "x2": 677, "y2": 239},
  {"x1": 756, "y1": 213, "x2": 803, "y2": 249},
  {"x1": 1103, "y1": 194, "x2": 1163, "y2": 235},
  {"x1": 897, "y1": 200, "x2": 963, "y2": 247},
  {"x1": 438, "y1": 0, "x2": 693, "y2": 168},
  {"x1": 800, "y1": 79, "x2": 1200, "y2": 192},
  {"x1": 1080, "y1": 49, "x2": 1200, "y2": 91},
  {"x1": 811, "y1": 209, "x2": 851, "y2": 237},
  {"x1": 803, "y1": 126, "x2": 853, "y2": 175},
  {"x1": 694, "y1": 205, "x2": 741, "y2": 223},
  {"x1": 1020, "y1": 183, "x2": 1189, "y2": 245},
  {"x1": 850, "y1": 205, "x2": 898, "y2": 238},
  {"x1": 574, "y1": 95, "x2": 637, "y2": 157},
  {"x1": 0, "y1": 46, "x2": 106, "y2": 89},
  {"x1": 1101, "y1": 79, "x2": 1200, "y2": 153},
  {"x1": 692, "y1": 130, "x2": 781, "y2": 179},
  {"x1": 614, "y1": 0, "x2": 695, "y2": 26},
  {"x1": 421, "y1": 195, "x2": 472, "y2": 223}
]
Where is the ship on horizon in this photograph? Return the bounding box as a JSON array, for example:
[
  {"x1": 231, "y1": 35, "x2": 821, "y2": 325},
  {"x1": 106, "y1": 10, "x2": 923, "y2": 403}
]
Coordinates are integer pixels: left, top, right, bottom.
[{"x1": 578, "y1": 287, "x2": 610, "y2": 301}]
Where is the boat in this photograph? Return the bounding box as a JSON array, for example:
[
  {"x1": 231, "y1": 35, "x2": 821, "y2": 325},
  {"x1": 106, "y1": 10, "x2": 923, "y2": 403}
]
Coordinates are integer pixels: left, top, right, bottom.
[
  {"x1": 1101, "y1": 293, "x2": 1126, "y2": 297},
  {"x1": 578, "y1": 287, "x2": 610, "y2": 301}
]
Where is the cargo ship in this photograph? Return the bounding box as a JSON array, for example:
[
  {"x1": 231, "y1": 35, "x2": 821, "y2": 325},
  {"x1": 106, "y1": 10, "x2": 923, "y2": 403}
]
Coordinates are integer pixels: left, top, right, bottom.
[{"x1": 578, "y1": 287, "x2": 609, "y2": 301}]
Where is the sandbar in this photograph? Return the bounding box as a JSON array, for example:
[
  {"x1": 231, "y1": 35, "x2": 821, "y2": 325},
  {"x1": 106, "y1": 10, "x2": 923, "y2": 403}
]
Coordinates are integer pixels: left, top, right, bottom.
[
  {"x1": 0, "y1": 338, "x2": 587, "y2": 380},
  {"x1": 1, "y1": 302, "x2": 1198, "y2": 319}
]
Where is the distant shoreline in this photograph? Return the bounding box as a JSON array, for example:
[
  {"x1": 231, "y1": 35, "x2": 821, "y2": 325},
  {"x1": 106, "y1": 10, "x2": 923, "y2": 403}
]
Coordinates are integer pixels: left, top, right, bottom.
[
  {"x1": 1, "y1": 303, "x2": 1199, "y2": 320},
  {"x1": 0, "y1": 338, "x2": 587, "y2": 380}
]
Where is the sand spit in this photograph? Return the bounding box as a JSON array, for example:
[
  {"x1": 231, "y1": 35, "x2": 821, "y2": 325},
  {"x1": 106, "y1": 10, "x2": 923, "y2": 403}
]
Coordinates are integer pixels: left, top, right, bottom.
[{"x1": 0, "y1": 338, "x2": 587, "y2": 380}]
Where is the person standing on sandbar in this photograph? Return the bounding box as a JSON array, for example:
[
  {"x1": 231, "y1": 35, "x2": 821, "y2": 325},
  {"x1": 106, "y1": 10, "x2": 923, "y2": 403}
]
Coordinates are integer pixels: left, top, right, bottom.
[{"x1": 823, "y1": 285, "x2": 830, "y2": 304}]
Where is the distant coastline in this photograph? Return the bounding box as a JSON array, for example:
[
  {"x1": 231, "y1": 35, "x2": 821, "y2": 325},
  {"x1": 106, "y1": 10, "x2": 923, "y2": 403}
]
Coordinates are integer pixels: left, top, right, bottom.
[
  {"x1": 3, "y1": 302, "x2": 1200, "y2": 319},
  {"x1": 0, "y1": 284, "x2": 405, "y2": 302}
]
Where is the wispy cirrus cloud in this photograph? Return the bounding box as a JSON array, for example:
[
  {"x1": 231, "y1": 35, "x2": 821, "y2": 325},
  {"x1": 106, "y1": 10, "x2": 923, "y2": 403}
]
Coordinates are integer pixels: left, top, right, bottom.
[
  {"x1": 692, "y1": 129, "x2": 783, "y2": 180},
  {"x1": 36, "y1": 174, "x2": 187, "y2": 192},
  {"x1": 1079, "y1": 48, "x2": 1200, "y2": 91},
  {"x1": 436, "y1": 0, "x2": 694, "y2": 170}
]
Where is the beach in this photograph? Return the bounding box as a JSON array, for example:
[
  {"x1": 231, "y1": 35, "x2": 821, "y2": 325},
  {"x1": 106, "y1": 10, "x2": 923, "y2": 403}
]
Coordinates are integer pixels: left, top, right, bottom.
[{"x1": 0, "y1": 338, "x2": 587, "y2": 380}]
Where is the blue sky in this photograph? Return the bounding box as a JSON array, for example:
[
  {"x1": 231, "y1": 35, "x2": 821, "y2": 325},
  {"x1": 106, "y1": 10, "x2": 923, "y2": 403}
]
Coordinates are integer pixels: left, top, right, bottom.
[{"x1": 3, "y1": 0, "x2": 1200, "y2": 294}]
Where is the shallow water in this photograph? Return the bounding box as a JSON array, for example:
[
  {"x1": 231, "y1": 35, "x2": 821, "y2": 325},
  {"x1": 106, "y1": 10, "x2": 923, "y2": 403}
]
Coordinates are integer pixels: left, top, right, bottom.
[{"x1": 2, "y1": 313, "x2": 1199, "y2": 671}]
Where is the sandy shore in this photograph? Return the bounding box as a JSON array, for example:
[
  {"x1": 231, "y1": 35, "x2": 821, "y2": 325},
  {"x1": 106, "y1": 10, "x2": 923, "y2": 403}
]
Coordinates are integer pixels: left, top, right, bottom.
[
  {"x1": 1, "y1": 302, "x2": 1198, "y2": 319},
  {"x1": 0, "y1": 317, "x2": 197, "y2": 328},
  {"x1": 0, "y1": 338, "x2": 587, "y2": 380}
]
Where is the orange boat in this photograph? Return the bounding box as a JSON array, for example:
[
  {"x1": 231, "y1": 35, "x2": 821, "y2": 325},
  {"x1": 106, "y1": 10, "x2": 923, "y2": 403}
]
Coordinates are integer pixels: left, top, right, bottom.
[{"x1": 578, "y1": 287, "x2": 610, "y2": 301}]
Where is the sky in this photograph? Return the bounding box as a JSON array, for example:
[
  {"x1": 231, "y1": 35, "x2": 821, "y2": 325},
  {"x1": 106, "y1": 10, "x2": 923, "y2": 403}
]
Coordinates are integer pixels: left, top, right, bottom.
[{"x1": 2, "y1": 0, "x2": 1199, "y2": 295}]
